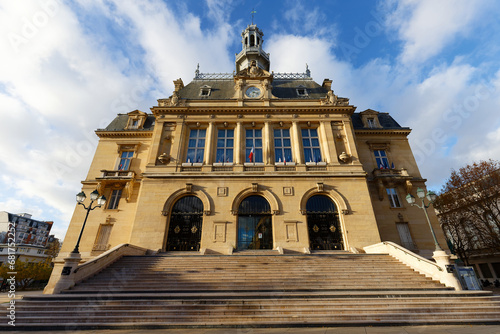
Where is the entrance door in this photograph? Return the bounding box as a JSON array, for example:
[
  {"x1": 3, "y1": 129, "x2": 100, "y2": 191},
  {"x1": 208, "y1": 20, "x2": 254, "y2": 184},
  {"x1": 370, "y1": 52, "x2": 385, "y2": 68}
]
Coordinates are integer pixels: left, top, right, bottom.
[
  {"x1": 166, "y1": 196, "x2": 203, "y2": 251},
  {"x1": 237, "y1": 195, "x2": 273, "y2": 250},
  {"x1": 306, "y1": 195, "x2": 343, "y2": 250}
]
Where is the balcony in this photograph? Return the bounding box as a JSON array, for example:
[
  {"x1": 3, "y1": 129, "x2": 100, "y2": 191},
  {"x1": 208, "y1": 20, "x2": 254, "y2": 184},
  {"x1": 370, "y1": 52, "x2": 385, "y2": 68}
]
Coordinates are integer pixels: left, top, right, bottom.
[
  {"x1": 372, "y1": 168, "x2": 411, "y2": 180},
  {"x1": 99, "y1": 170, "x2": 135, "y2": 179},
  {"x1": 97, "y1": 170, "x2": 136, "y2": 202}
]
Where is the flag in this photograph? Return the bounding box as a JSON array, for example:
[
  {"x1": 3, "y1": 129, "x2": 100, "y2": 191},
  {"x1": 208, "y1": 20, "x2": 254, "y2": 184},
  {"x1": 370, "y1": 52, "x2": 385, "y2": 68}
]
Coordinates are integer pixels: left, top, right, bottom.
[
  {"x1": 248, "y1": 147, "x2": 254, "y2": 162},
  {"x1": 379, "y1": 164, "x2": 384, "y2": 169},
  {"x1": 391, "y1": 162, "x2": 395, "y2": 169},
  {"x1": 283, "y1": 156, "x2": 286, "y2": 164}
]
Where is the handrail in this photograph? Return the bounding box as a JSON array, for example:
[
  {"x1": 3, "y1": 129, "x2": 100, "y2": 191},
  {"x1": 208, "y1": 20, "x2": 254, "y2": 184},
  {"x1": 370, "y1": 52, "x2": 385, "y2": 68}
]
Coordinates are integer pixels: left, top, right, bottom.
[
  {"x1": 72, "y1": 243, "x2": 148, "y2": 284},
  {"x1": 364, "y1": 241, "x2": 462, "y2": 290}
]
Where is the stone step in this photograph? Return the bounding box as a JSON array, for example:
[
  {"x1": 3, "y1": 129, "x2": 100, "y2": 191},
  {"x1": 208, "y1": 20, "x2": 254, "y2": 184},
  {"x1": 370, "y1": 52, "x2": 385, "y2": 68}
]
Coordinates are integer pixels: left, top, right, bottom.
[
  {"x1": 18, "y1": 296, "x2": 500, "y2": 307},
  {"x1": 12, "y1": 311, "x2": 500, "y2": 325},
  {"x1": 16, "y1": 303, "x2": 500, "y2": 313},
  {"x1": 10, "y1": 253, "x2": 499, "y2": 329}
]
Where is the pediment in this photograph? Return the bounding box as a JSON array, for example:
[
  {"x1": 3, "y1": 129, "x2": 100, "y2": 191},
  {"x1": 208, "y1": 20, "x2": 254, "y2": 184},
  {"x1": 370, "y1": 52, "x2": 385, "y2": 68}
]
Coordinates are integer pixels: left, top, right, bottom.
[{"x1": 360, "y1": 109, "x2": 380, "y2": 115}]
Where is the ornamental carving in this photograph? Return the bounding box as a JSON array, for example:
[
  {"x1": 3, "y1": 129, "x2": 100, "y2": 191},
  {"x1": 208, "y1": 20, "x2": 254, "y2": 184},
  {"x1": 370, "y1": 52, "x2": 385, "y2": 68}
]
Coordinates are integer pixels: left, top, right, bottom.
[
  {"x1": 235, "y1": 60, "x2": 272, "y2": 78},
  {"x1": 158, "y1": 153, "x2": 170, "y2": 164},
  {"x1": 339, "y1": 152, "x2": 350, "y2": 163}
]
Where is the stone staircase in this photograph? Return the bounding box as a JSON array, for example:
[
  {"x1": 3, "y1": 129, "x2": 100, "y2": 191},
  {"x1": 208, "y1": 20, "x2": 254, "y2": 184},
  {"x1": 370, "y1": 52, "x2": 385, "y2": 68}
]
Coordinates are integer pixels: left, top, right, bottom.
[{"x1": 7, "y1": 252, "x2": 500, "y2": 329}]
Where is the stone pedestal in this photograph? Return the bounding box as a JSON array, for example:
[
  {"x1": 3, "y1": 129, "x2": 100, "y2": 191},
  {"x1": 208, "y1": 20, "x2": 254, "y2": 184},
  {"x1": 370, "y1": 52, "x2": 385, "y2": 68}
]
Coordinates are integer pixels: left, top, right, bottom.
[
  {"x1": 432, "y1": 250, "x2": 463, "y2": 291},
  {"x1": 43, "y1": 253, "x2": 82, "y2": 294}
]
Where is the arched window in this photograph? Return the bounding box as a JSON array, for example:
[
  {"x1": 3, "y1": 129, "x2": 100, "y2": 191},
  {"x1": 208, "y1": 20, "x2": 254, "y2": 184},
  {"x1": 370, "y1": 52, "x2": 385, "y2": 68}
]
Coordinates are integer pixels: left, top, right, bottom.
[
  {"x1": 237, "y1": 196, "x2": 272, "y2": 250},
  {"x1": 166, "y1": 196, "x2": 203, "y2": 251},
  {"x1": 306, "y1": 195, "x2": 343, "y2": 250},
  {"x1": 250, "y1": 34, "x2": 255, "y2": 47}
]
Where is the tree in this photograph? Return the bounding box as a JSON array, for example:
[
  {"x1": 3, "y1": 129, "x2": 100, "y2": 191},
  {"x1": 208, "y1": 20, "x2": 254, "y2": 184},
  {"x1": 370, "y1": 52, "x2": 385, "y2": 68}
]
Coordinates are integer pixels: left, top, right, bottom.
[
  {"x1": 434, "y1": 159, "x2": 500, "y2": 265},
  {"x1": 0, "y1": 259, "x2": 53, "y2": 290}
]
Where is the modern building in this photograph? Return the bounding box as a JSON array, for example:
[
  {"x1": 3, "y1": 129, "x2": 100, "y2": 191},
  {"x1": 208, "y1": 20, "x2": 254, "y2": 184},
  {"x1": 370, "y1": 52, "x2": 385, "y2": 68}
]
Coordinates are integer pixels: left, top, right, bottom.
[
  {"x1": 0, "y1": 211, "x2": 54, "y2": 263},
  {"x1": 56, "y1": 24, "x2": 447, "y2": 262}
]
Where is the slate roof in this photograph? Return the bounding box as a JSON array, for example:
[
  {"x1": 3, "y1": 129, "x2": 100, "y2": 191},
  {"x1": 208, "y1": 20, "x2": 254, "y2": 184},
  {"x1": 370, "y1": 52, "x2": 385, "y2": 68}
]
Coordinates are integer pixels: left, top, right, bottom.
[
  {"x1": 351, "y1": 113, "x2": 408, "y2": 130},
  {"x1": 99, "y1": 114, "x2": 156, "y2": 131},
  {"x1": 178, "y1": 78, "x2": 329, "y2": 100}
]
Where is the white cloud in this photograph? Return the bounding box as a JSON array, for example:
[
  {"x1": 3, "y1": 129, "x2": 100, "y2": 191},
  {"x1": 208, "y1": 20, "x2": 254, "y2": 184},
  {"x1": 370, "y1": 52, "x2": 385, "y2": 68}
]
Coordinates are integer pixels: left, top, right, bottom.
[{"x1": 385, "y1": 0, "x2": 484, "y2": 65}]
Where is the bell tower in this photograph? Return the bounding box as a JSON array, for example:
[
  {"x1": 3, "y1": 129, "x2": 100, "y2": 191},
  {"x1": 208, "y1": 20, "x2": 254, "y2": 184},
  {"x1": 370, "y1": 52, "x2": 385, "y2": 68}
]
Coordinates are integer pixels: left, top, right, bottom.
[{"x1": 235, "y1": 24, "x2": 270, "y2": 73}]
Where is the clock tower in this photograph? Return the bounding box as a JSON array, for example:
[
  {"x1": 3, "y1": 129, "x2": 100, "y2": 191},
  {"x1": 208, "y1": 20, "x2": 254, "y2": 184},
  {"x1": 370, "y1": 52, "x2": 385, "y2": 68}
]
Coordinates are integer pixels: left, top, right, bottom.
[{"x1": 235, "y1": 24, "x2": 270, "y2": 73}]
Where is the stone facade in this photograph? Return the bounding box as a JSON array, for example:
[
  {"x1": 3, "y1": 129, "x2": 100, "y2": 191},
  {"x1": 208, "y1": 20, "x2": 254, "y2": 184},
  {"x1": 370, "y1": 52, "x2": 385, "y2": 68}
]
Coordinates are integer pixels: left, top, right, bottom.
[{"x1": 57, "y1": 24, "x2": 447, "y2": 261}]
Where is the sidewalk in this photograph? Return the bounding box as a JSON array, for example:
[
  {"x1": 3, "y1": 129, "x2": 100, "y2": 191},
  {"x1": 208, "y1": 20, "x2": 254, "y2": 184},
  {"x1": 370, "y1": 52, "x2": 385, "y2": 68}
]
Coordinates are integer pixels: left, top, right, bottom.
[
  {"x1": 0, "y1": 289, "x2": 43, "y2": 304},
  {"x1": 5, "y1": 325, "x2": 500, "y2": 334}
]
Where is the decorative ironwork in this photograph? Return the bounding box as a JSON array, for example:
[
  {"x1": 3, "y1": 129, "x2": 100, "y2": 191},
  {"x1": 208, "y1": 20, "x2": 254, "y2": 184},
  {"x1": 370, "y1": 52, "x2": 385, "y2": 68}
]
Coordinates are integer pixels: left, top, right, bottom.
[
  {"x1": 306, "y1": 195, "x2": 343, "y2": 250},
  {"x1": 194, "y1": 72, "x2": 234, "y2": 80},
  {"x1": 193, "y1": 72, "x2": 312, "y2": 80},
  {"x1": 166, "y1": 196, "x2": 203, "y2": 251},
  {"x1": 274, "y1": 72, "x2": 312, "y2": 80}
]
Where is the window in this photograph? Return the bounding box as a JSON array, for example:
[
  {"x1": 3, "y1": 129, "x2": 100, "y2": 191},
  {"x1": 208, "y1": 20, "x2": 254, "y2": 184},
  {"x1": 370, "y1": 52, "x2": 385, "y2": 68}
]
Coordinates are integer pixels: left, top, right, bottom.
[
  {"x1": 296, "y1": 86, "x2": 308, "y2": 97},
  {"x1": 107, "y1": 189, "x2": 122, "y2": 210},
  {"x1": 93, "y1": 224, "x2": 113, "y2": 251},
  {"x1": 246, "y1": 129, "x2": 263, "y2": 162},
  {"x1": 396, "y1": 222, "x2": 416, "y2": 250},
  {"x1": 200, "y1": 86, "x2": 211, "y2": 96},
  {"x1": 479, "y1": 263, "x2": 493, "y2": 278},
  {"x1": 128, "y1": 119, "x2": 139, "y2": 129},
  {"x1": 186, "y1": 129, "x2": 206, "y2": 163},
  {"x1": 367, "y1": 118, "x2": 375, "y2": 128},
  {"x1": 216, "y1": 129, "x2": 234, "y2": 163},
  {"x1": 374, "y1": 150, "x2": 389, "y2": 169},
  {"x1": 118, "y1": 151, "x2": 134, "y2": 170},
  {"x1": 274, "y1": 129, "x2": 292, "y2": 163},
  {"x1": 302, "y1": 128, "x2": 322, "y2": 163},
  {"x1": 387, "y1": 188, "x2": 402, "y2": 208}
]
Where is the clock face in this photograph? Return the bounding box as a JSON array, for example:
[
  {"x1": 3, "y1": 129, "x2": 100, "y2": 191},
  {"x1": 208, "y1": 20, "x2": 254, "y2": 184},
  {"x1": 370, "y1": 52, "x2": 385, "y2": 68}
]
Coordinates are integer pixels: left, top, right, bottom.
[{"x1": 245, "y1": 86, "x2": 261, "y2": 98}]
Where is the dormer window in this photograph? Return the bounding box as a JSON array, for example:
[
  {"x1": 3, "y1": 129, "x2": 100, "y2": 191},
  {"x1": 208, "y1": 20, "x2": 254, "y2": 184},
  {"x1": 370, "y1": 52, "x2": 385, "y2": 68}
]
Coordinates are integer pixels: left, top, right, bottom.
[
  {"x1": 296, "y1": 86, "x2": 308, "y2": 97},
  {"x1": 125, "y1": 110, "x2": 147, "y2": 130},
  {"x1": 367, "y1": 118, "x2": 375, "y2": 128},
  {"x1": 200, "y1": 85, "x2": 211, "y2": 97}
]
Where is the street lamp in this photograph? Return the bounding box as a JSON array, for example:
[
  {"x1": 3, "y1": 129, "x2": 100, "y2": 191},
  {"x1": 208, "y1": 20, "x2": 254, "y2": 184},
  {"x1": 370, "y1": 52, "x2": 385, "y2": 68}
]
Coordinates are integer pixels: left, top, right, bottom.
[
  {"x1": 72, "y1": 189, "x2": 106, "y2": 254},
  {"x1": 406, "y1": 187, "x2": 442, "y2": 251}
]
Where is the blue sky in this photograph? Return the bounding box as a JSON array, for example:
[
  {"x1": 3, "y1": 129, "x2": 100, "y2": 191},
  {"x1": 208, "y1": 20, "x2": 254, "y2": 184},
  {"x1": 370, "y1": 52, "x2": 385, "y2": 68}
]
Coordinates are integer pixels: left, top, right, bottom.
[{"x1": 1, "y1": 0, "x2": 500, "y2": 240}]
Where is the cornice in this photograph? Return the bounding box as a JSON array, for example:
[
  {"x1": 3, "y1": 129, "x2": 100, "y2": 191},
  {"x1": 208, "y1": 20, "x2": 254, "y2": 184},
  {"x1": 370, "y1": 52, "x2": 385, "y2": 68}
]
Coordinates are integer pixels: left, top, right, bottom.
[
  {"x1": 95, "y1": 130, "x2": 153, "y2": 138},
  {"x1": 355, "y1": 129, "x2": 411, "y2": 136},
  {"x1": 151, "y1": 105, "x2": 356, "y2": 115}
]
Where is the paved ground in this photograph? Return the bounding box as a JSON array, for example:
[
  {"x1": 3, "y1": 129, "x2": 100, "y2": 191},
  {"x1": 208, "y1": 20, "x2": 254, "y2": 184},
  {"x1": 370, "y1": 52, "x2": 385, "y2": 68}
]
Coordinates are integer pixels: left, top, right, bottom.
[
  {"x1": 3, "y1": 290, "x2": 500, "y2": 333},
  {"x1": 4, "y1": 326, "x2": 500, "y2": 334}
]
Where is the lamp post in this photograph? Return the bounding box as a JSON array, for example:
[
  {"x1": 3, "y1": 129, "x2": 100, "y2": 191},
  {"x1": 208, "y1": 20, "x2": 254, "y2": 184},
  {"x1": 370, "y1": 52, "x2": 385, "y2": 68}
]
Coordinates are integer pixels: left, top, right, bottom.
[
  {"x1": 405, "y1": 187, "x2": 443, "y2": 252},
  {"x1": 72, "y1": 189, "x2": 106, "y2": 254}
]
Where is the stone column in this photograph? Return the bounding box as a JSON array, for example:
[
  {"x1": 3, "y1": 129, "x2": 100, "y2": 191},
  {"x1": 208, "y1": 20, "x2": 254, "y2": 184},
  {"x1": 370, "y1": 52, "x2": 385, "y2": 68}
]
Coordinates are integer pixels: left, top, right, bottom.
[
  {"x1": 235, "y1": 122, "x2": 242, "y2": 164},
  {"x1": 263, "y1": 122, "x2": 271, "y2": 164},
  {"x1": 204, "y1": 122, "x2": 215, "y2": 165},
  {"x1": 146, "y1": 119, "x2": 164, "y2": 166},
  {"x1": 291, "y1": 121, "x2": 303, "y2": 164},
  {"x1": 342, "y1": 119, "x2": 360, "y2": 164},
  {"x1": 170, "y1": 121, "x2": 186, "y2": 164}
]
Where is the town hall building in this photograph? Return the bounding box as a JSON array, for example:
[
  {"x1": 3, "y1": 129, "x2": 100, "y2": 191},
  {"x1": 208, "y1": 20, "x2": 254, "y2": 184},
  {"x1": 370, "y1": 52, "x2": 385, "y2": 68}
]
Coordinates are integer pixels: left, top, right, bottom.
[{"x1": 56, "y1": 24, "x2": 447, "y2": 261}]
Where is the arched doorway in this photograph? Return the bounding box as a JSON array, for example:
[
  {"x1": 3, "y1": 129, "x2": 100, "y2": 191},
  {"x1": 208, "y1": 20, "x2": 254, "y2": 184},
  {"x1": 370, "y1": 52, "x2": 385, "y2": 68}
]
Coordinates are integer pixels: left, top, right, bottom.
[
  {"x1": 237, "y1": 195, "x2": 273, "y2": 250},
  {"x1": 306, "y1": 195, "x2": 343, "y2": 250},
  {"x1": 166, "y1": 196, "x2": 203, "y2": 251}
]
